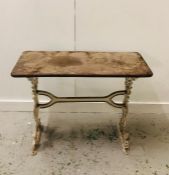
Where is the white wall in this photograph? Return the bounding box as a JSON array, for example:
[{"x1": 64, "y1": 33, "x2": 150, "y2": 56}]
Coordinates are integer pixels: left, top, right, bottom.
[{"x1": 0, "y1": 0, "x2": 169, "y2": 112}]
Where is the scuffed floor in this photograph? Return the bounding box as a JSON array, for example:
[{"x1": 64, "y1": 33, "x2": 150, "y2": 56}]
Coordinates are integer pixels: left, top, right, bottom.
[{"x1": 0, "y1": 112, "x2": 169, "y2": 175}]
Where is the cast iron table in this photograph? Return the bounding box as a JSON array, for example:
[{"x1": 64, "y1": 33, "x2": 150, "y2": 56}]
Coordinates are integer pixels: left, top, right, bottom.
[{"x1": 11, "y1": 51, "x2": 153, "y2": 155}]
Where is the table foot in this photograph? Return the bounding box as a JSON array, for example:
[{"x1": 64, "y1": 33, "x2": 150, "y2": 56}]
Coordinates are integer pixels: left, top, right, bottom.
[
  {"x1": 118, "y1": 126, "x2": 130, "y2": 153},
  {"x1": 32, "y1": 125, "x2": 43, "y2": 155}
]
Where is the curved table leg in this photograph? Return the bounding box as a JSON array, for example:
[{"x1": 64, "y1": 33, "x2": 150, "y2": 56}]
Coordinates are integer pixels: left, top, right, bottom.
[
  {"x1": 28, "y1": 77, "x2": 42, "y2": 155},
  {"x1": 119, "y1": 77, "x2": 135, "y2": 153}
]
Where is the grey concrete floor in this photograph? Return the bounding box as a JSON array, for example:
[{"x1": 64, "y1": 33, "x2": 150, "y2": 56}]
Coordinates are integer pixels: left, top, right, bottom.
[{"x1": 0, "y1": 112, "x2": 169, "y2": 175}]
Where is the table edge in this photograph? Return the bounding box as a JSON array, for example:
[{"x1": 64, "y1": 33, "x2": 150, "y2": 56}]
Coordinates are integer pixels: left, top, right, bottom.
[{"x1": 11, "y1": 72, "x2": 153, "y2": 78}]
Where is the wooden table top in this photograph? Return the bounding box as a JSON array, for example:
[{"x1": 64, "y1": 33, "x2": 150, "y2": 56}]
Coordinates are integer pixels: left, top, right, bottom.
[{"x1": 11, "y1": 51, "x2": 153, "y2": 78}]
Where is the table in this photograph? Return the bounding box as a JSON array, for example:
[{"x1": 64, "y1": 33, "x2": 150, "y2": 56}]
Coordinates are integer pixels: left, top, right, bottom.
[{"x1": 11, "y1": 51, "x2": 153, "y2": 155}]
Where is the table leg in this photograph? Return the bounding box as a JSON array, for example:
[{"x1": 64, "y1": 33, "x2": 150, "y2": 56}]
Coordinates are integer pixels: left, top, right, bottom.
[
  {"x1": 119, "y1": 77, "x2": 135, "y2": 153},
  {"x1": 28, "y1": 77, "x2": 42, "y2": 155},
  {"x1": 27, "y1": 77, "x2": 135, "y2": 155}
]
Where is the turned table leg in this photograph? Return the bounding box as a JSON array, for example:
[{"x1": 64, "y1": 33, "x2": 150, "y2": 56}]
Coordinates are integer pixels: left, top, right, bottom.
[
  {"x1": 28, "y1": 77, "x2": 42, "y2": 155},
  {"x1": 119, "y1": 77, "x2": 135, "y2": 153}
]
